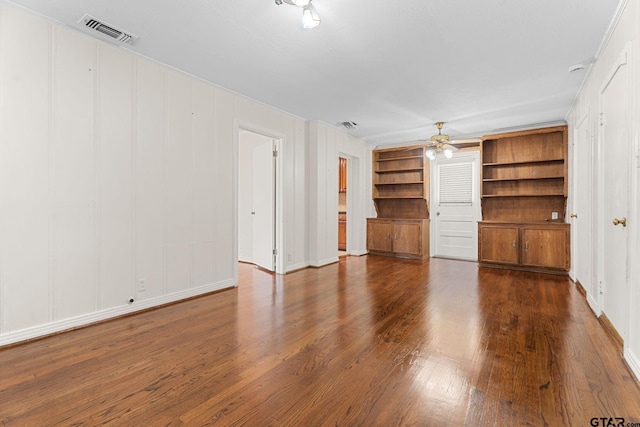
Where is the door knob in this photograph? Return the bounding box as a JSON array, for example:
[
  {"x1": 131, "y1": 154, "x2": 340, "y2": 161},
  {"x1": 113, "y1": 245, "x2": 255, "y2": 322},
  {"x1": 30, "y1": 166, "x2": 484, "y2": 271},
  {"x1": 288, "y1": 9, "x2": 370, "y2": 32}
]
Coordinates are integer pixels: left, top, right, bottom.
[
  {"x1": 612, "y1": 217, "x2": 627, "y2": 227},
  {"x1": 570, "y1": 213, "x2": 578, "y2": 218},
  {"x1": 436, "y1": 212, "x2": 440, "y2": 216}
]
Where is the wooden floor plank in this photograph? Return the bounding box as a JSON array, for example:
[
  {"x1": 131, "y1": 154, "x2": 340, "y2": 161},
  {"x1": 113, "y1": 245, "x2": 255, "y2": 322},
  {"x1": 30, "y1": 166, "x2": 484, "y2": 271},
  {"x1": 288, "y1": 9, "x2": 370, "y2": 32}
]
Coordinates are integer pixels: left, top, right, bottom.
[{"x1": 1, "y1": 256, "x2": 639, "y2": 426}]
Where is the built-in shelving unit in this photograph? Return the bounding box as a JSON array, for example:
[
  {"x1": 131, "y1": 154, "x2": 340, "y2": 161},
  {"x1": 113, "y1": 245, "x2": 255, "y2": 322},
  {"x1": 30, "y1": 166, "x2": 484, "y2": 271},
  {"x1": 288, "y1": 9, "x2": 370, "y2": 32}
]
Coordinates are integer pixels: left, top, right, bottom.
[
  {"x1": 478, "y1": 126, "x2": 570, "y2": 274},
  {"x1": 368, "y1": 144, "x2": 430, "y2": 259},
  {"x1": 480, "y1": 126, "x2": 568, "y2": 222},
  {"x1": 371, "y1": 145, "x2": 429, "y2": 219}
]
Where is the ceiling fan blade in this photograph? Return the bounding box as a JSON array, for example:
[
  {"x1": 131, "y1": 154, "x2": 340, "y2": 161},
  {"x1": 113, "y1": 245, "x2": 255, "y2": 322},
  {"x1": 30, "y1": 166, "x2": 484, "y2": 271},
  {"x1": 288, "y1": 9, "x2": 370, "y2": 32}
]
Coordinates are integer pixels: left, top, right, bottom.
[{"x1": 443, "y1": 143, "x2": 459, "y2": 152}]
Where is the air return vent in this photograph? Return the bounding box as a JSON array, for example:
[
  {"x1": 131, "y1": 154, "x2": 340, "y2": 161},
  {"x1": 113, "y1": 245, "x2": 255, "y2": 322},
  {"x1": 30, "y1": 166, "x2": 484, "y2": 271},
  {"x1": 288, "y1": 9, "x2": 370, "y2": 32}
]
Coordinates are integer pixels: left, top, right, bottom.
[
  {"x1": 78, "y1": 14, "x2": 138, "y2": 45},
  {"x1": 339, "y1": 121, "x2": 358, "y2": 130}
]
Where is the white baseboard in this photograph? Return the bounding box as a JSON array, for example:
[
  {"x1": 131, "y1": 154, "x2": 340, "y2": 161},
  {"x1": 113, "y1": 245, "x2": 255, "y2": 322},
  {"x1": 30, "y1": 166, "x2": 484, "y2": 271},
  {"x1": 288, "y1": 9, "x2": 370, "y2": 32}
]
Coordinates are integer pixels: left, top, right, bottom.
[
  {"x1": 624, "y1": 347, "x2": 640, "y2": 383},
  {"x1": 350, "y1": 249, "x2": 369, "y2": 256},
  {"x1": 310, "y1": 256, "x2": 339, "y2": 267},
  {"x1": 587, "y1": 293, "x2": 601, "y2": 316},
  {"x1": 0, "y1": 279, "x2": 235, "y2": 347},
  {"x1": 285, "y1": 262, "x2": 309, "y2": 273}
]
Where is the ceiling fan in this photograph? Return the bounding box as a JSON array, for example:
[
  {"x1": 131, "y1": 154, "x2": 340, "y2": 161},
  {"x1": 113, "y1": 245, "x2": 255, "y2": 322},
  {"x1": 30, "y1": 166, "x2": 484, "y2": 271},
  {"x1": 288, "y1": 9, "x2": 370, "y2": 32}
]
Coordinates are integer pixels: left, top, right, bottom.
[{"x1": 422, "y1": 122, "x2": 458, "y2": 160}]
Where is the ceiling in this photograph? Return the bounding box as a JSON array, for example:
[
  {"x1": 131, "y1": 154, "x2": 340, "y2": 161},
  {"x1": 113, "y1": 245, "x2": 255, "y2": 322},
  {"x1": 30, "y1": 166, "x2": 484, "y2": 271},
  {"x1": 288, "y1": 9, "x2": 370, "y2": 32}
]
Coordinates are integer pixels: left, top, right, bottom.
[{"x1": 4, "y1": 0, "x2": 621, "y2": 145}]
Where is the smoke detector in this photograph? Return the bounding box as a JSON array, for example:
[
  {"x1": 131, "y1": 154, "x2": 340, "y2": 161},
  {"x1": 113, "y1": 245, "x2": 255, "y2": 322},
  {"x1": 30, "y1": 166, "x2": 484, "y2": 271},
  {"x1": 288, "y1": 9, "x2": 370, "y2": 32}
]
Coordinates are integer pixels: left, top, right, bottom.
[{"x1": 78, "y1": 14, "x2": 139, "y2": 45}]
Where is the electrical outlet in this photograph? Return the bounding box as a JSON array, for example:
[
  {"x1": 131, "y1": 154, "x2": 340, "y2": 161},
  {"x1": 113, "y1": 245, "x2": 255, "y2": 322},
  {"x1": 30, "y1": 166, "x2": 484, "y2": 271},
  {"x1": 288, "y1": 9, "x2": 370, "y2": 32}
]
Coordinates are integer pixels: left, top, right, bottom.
[
  {"x1": 138, "y1": 278, "x2": 146, "y2": 292},
  {"x1": 288, "y1": 253, "x2": 293, "y2": 261},
  {"x1": 551, "y1": 212, "x2": 558, "y2": 220}
]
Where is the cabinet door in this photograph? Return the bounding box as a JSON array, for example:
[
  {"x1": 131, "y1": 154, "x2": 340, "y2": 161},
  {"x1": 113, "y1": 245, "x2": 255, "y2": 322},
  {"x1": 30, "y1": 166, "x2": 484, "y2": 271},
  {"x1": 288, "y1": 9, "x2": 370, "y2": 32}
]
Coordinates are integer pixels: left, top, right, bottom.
[
  {"x1": 522, "y1": 227, "x2": 569, "y2": 269},
  {"x1": 338, "y1": 214, "x2": 346, "y2": 251},
  {"x1": 393, "y1": 222, "x2": 422, "y2": 256},
  {"x1": 479, "y1": 225, "x2": 519, "y2": 265},
  {"x1": 367, "y1": 221, "x2": 393, "y2": 252}
]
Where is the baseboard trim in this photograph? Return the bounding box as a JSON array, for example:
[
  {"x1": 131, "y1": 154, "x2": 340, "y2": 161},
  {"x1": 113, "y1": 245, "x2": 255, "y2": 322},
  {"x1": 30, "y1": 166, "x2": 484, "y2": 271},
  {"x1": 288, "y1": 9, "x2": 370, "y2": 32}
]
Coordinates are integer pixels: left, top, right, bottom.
[
  {"x1": 285, "y1": 262, "x2": 309, "y2": 273},
  {"x1": 586, "y1": 293, "x2": 601, "y2": 316},
  {"x1": 350, "y1": 249, "x2": 369, "y2": 256},
  {"x1": 0, "y1": 279, "x2": 235, "y2": 347},
  {"x1": 309, "y1": 257, "x2": 339, "y2": 268},
  {"x1": 624, "y1": 347, "x2": 640, "y2": 384},
  {"x1": 598, "y1": 312, "x2": 624, "y2": 352}
]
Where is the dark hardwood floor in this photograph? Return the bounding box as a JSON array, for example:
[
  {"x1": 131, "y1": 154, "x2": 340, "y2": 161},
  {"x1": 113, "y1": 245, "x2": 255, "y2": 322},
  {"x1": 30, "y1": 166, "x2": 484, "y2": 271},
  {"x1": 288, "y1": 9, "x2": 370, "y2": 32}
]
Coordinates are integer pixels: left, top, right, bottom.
[{"x1": 1, "y1": 256, "x2": 639, "y2": 426}]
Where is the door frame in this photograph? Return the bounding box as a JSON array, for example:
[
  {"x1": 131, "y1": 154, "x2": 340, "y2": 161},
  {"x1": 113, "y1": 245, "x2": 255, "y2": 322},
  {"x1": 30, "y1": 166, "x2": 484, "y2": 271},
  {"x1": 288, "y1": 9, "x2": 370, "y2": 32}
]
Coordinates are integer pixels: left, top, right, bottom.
[
  {"x1": 233, "y1": 121, "x2": 285, "y2": 279},
  {"x1": 596, "y1": 43, "x2": 632, "y2": 339}
]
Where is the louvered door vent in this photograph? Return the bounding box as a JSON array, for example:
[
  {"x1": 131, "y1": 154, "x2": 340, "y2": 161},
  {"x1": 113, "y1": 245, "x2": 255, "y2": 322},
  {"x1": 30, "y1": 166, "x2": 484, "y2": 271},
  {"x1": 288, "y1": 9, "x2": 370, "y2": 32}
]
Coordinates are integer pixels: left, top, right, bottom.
[{"x1": 78, "y1": 14, "x2": 138, "y2": 45}]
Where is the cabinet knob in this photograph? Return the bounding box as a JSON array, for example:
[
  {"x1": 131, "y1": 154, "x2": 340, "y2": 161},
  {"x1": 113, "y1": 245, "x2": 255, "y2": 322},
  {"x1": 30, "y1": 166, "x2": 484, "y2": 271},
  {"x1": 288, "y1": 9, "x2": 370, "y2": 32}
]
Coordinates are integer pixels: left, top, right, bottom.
[
  {"x1": 512, "y1": 241, "x2": 516, "y2": 249},
  {"x1": 525, "y1": 241, "x2": 529, "y2": 251}
]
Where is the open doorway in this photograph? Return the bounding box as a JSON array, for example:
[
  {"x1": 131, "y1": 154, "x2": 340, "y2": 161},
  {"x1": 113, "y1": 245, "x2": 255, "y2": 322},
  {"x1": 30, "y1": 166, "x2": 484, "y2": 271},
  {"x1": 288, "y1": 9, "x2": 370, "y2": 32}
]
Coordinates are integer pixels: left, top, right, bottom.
[
  {"x1": 338, "y1": 157, "x2": 348, "y2": 257},
  {"x1": 238, "y1": 129, "x2": 279, "y2": 272}
]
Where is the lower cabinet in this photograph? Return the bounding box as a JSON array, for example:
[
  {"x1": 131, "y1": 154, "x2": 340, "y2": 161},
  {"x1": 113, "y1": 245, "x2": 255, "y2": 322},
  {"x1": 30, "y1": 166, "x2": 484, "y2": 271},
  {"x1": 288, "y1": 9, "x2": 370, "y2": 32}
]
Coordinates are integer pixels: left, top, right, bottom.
[
  {"x1": 367, "y1": 218, "x2": 429, "y2": 259},
  {"x1": 478, "y1": 222, "x2": 570, "y2": 274},
  {"x1": 338, "y1": 213, "x2": 346, "y2": 251}
]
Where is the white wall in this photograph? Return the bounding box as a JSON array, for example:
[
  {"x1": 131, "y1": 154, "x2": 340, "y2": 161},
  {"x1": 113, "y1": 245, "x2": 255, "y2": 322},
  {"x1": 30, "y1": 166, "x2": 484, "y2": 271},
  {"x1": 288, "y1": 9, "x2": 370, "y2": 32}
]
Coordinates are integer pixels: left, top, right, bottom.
[
  {"x1": 566, "y1": 0, "x2": 640, "y2": 381},
  {"x1": 0, "y1": 2, "x2": 309, "y2": 345},
  {"x1": 307, "y1": 121, "x2": 373, "y2": 266}
]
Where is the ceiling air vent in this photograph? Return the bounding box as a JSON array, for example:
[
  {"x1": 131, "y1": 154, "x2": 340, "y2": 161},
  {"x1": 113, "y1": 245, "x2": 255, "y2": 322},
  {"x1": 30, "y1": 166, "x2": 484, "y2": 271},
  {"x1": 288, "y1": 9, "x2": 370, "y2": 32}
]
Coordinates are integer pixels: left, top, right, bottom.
[
  {"x1": 339, "y1": 121, "x2": 358, "y2": 130},
  {"x1": 78, "y1": 14, "x2": 138, "y2": 45}
]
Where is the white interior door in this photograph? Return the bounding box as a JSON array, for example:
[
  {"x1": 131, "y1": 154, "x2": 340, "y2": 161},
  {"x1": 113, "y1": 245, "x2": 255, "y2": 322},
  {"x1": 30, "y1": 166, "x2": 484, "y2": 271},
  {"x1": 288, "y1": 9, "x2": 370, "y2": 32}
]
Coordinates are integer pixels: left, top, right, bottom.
[
  {"x1": 600, "y1": 54, "x2": 630, "y2": 340},
  {"x1": 432, "y1": 151, "x2": 481, "y2": 260},
  {"x1": 252, "y1": 140, "x2": 275, "y2": 271},
  {"x1": 572, "y1": 117, "x2": 593, "y2": 297}
]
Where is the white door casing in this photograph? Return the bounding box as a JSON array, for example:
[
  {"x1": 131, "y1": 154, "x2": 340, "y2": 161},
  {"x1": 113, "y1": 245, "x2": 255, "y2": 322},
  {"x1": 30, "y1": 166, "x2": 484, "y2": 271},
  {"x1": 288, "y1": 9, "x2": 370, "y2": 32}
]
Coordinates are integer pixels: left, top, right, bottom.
[{"x1": 431, "y1": 151, "x2": 481, "y2": 261}]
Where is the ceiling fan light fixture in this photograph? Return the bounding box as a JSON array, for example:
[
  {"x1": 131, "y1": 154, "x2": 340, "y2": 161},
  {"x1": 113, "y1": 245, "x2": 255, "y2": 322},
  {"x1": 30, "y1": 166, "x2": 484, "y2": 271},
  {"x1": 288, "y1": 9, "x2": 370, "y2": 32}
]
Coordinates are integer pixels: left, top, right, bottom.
[
  {"x1": 443, "y1": 148, "x2": 454, "y2": 159},
  {"x1": 281, "y1": 0, "x2": 311, "y2": 6},
  {"x1": 302, "y1": 3, "x2": 321, "y2": 28},
  {"x1": 423, "y1": 121, "x2": 458, "y2": 161}
]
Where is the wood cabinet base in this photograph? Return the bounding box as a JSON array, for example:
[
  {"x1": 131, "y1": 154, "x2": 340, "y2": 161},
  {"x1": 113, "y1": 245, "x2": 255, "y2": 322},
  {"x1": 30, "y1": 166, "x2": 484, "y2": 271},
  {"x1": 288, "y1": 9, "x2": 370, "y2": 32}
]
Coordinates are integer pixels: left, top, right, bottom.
[
  {"x1": 367, "y1": 218, "x2": 430, "y2": 259},
  {"x1": 478, "y1": 221, "x2": 570, "y2": 275}
]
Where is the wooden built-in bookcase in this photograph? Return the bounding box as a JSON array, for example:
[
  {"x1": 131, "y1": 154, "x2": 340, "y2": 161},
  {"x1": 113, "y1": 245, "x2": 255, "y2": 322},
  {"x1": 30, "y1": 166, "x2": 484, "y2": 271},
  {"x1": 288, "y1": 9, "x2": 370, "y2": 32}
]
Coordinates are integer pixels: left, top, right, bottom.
[
  {"x1": 368, "y1": 144, "x2": 430, "y2": 259},
  {"x1": 478, "y1": 126, "x2": 570, "y2": 274}
]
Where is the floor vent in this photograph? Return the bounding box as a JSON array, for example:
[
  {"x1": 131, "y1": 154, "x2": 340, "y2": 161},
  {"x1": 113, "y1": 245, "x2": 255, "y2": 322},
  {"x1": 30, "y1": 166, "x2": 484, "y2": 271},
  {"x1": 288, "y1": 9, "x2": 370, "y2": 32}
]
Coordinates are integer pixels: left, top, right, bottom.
[{"x1": 78, "y1": 14, "x2": 138, "y2": 45}]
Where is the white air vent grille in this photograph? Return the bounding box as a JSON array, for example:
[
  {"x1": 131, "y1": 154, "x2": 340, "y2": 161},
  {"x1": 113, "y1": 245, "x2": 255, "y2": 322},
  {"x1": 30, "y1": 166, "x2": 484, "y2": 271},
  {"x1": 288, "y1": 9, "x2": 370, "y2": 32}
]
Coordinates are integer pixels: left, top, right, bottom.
[{"x1": 79, "y1": 14, "x2": 138, "y2": 45}]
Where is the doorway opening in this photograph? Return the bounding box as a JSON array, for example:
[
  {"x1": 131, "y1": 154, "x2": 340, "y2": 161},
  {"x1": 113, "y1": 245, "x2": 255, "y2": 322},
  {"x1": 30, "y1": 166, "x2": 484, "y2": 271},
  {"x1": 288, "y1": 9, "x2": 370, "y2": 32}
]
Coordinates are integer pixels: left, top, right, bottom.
[
  {"x1": 237, "y1": 129, "x2": 282, "y2": 274},
  {"x1": 338, "y1": 156, "x2": 348, "y2": 257}
]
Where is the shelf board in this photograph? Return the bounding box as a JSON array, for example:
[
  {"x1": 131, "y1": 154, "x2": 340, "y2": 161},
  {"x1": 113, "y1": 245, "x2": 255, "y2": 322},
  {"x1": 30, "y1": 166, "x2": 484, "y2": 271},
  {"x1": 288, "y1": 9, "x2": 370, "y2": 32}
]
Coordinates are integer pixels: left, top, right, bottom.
[
  {"x1": 375, "y1": 168, "x2": 424, "y2": 174},
  {"x1": 483, "y1": 176, "x2": 564, "y2": 182},
  {"x1": 374, "y1": 181, "x2": 424, "y2": 186},
  {"x1": 376, "y1": 155, "x2": 424, "y2": 162},
  {"x1": 482, "y1": 194, "x2": 566, "y2": 198},
  {"x1": 374, "y1": 196, "x2": 425, "y2": 200},
  {"x1": 482, "y1": 159, "x2": 564, "y2": 167}
]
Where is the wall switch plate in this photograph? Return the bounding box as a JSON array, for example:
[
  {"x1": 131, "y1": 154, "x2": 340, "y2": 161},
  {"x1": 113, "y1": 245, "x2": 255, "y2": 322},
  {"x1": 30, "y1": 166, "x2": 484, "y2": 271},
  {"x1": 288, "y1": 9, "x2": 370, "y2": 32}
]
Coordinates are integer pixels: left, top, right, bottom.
[{"x1": 551, "y1": 212, "x2": 558, "y2": 220}]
